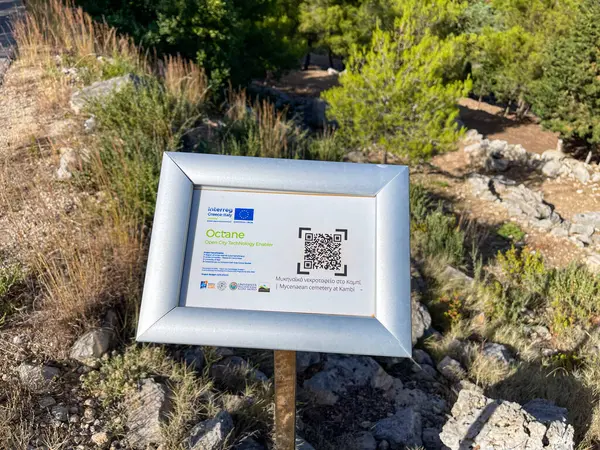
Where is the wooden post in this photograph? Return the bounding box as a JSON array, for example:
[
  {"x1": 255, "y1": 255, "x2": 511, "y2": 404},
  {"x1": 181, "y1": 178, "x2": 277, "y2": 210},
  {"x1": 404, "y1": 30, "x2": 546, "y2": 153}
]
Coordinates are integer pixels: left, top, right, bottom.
[{"x1": 274, "y1": 350, "x2": 296, "y2": 450}]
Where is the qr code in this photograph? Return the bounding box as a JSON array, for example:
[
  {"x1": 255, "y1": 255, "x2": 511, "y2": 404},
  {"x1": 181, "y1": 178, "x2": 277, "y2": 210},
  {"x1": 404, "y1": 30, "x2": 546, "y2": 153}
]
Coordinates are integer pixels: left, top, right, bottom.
[
  {"x1": 304, "y1": 233, "x2": 342, "y2": 271},
  {"x1": 298, "y1": 228, "x2": 348, "y2": 276}
]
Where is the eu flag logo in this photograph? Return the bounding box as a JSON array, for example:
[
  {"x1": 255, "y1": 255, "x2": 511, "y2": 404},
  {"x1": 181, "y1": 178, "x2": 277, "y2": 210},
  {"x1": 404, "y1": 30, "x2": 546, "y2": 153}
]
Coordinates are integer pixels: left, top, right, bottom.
[{"x1": 234, "y1": 208, "x2": 254, "y2": 221}]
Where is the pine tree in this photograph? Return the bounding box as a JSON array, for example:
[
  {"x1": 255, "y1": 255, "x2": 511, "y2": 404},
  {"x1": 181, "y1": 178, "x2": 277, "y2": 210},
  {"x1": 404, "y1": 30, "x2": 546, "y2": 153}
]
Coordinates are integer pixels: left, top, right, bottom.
[
  {"x1": 531, "y1": 0, "x2": 600, "y2": 146},
  {"x1": 322, "y1": 24, "x2": 471, "y2": 161}
]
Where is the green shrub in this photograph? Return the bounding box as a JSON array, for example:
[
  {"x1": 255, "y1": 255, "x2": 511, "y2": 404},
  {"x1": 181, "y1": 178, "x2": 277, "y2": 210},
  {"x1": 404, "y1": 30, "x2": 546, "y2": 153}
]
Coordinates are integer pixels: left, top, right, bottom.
[
  {"x1": 413, "y1": 207, "x2": 465, "y2": 267},
  {"x1": 0, "y1": 264, "x2": 25, "y2": 325},
  {"x1": 480, "y1": 247, "x2": 549, "y2": 322},
  {"x1": 497, "y1": 222, "x2": 525, "y2": 242},
  {"x1": 85, "y1": 79, "x2": 202, "y2": 223},
  {"x1": 307, "y1": 129, "x2": 344, "y2": 162},
  {"x1": 409, "y1": 184, "x2": 433, "y2": 224},
  {"x1": 548, "y1": 263, "x2": 600, "y2": 333},
  {"x1": 322, "y1": 24, "x2": 471, "y2": 161}
]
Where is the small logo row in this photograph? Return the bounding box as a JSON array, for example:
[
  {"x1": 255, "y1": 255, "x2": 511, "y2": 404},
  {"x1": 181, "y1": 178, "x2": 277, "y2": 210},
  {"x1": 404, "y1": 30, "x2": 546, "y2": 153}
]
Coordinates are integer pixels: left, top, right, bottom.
[{"x1": 200, "y1": 281, "x2": 270, "y2": 293}]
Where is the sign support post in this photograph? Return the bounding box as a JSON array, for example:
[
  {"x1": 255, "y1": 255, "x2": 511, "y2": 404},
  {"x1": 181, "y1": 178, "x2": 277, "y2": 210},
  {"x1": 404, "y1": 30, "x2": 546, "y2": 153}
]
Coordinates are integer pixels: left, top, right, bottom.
[{"x1": 274, "y1": 350, "x2": 296, "y2": 450}]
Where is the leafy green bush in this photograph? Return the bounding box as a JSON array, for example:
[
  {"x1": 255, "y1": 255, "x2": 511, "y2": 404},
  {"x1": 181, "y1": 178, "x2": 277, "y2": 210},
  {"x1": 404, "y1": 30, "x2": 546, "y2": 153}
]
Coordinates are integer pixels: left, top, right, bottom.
[
  {"x1": 548, "y1": 263, "x2": 600, "y2": 333},
  {"x1": 497, "y1": 222, "x2": 525, "y2": 241},
  {"x1": 85, "y1": 79, "x2": 202, "y2": 223},
  {"x1": 76, "y1": 0, "x2": 304, "y2": 87}
]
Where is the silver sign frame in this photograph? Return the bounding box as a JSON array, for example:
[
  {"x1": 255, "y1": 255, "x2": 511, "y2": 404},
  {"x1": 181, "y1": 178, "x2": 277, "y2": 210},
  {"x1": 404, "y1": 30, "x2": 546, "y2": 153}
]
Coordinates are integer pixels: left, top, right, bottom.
[{"x1": 136, "y1": 152, "x2": 411, "y2": 357}]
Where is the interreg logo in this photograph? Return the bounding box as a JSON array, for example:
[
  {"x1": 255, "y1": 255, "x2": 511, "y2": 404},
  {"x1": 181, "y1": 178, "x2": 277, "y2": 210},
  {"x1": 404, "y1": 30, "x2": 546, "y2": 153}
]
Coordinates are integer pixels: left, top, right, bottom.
[
  {"x1": 207, "y1": 207, "x2": 233, "y2": 223},
  {"x1": 234, "y1": 208, "x2": 254, "y2": 223}
]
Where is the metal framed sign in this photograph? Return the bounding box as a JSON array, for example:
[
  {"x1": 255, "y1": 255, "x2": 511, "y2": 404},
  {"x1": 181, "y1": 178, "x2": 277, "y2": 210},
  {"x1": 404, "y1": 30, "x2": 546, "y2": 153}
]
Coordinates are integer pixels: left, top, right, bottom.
[{"x1": 136, "y1": 153, "x2": 411, "y2": 357}]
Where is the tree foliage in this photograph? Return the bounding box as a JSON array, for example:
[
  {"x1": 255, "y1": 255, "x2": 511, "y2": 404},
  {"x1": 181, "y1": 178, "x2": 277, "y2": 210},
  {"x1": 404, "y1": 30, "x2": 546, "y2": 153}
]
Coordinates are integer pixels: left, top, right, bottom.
[
  {"x1": 531, "y1": 0, "x2": 600, "y2": 146},
  {"x1": 465, "y1": 0, "x2": 577, "y2": 114},
  {"x1": 77, "y1": 0, "x2": 305, "y2": 86},
  {"x1": 323, "y1": 12, "x2": 471, "y2": 161}
]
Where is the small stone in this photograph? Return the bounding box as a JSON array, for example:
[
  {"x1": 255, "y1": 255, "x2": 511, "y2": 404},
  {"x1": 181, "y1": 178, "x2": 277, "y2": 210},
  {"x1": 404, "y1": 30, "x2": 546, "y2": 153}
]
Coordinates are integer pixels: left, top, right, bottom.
[
  {"x1": 17, "y1": 363, "x2": 60, "y2": 391},
  {"x1": 84, "y1": 116, "x2": 97, "y2": 133},
  {"x1": 83, "y1": 408, "x2": 96, "y2": 423},
  {"x1": 69, "y1": 415, "x2": 80, "y2": 424},
  {"x1": 573, "y1": 163, "x2": 591, "y2": 184},
  {"x1": 70, "y1": 328, "x2": 114, "y2": 364},
  {"x1": 51, "y1": 405, "x2": 69, "y2": 422},
  {"x1": 296, "y1": 352, "x2": 320, "y2": 373},
  {"x1": 570, "y1": 237, "x2": 586, "y2": 248},
  {"x1": 437, "y1": 356, "x2": 466, "y2": 382},
  {"x1": 125, "y1": 379, "x2": 171, "y2": 447},
  {"x1": 183, "y1": 347, "x2": 205, "y2": 371},
  {"x1": 571, "y1": 234, "x2": 591, "y2": 246},
  {"x1": 551, "y1": 226, "x2": 569, "y2": 238},
  {"x1": 326, "y1": 67, "x2": 339, "y2": 75},
  {"x1": 570, "y1": 223, "x2": 595, "y2": 237},
  {"x1": 39, "y1": 396, "x2": 56, "y2": 408},
  {"x1": 482, "y1": 342, "x2": 515, "y2": 365},
  {"x1": 592, "y1": 172, "x2": 600, "y2": 183},
  {"x1": 412, "y1": 349, "x2": 434, "y2": 367},
  {"x1": 373, "y1": 407, "x2": 423, "y2": 447},
  {"x1": 542, "y1": 149, "x2": 566, "y2": 161},
  {"x1": 378, "y1": 441, "x2": 390, "y2": 450},
  {"x1": 186, "y1": 411, "x2": 234, "y2": 450},
  {"x1": 462, "y1": 129, "x2": 483, "y2": 145},
  {"x1": 295, "y1": 437, "x2": 316, "y2": 450},
  {"x1": 70, "y1": 74, "x2": 137, "y2": 114},
  {"x1": 344, "y1": 151, "x2": 368, "y2": 164},
  {"x1": 441, "y1": 266, "x2": 474, "y2": 286},
  {"x1": 91, "y1": 431, "x2": 110, "y2": 447},
  {"x1": 541, "y1": 159, "x2": 563, "y2": 178},
  {"x1": 56, "y1": 148, "x2": 80, "y2": 180}
]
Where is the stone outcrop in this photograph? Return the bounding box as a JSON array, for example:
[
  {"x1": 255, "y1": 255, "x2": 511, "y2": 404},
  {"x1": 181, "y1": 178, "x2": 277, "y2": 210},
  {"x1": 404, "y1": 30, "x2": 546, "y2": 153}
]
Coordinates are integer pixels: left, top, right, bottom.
[
  {"x1": 186, "y1": 410, "x2": 234, "y2": 450},
  {"x1": 125, "y1": 379, "x2": 172, "y2": 448},
  {"x1": 303, "y1": 355, "x2": 395, "y2": 405},
  {"x1": 70, "y1": 74, "x2": 138, "y2": 114},
  {"x1": 440, "y1": 388, "x2": 574, "y2": 450}
]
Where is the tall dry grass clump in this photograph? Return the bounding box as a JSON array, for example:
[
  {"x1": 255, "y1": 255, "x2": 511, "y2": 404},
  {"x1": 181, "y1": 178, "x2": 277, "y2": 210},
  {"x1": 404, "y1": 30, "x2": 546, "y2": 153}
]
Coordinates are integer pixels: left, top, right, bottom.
[
  {"x1": 35, "y1": 214, "x2": 144, "y2": 333},
  {"x1": 221, "y1": 89, "x2": 306, "y2": 159},
  {"x1": 13, "y1": 0, "x2": 142, "y2": 71},
  {"x1": 162, "y1": 54, "x2": 209, "y2": 108}
]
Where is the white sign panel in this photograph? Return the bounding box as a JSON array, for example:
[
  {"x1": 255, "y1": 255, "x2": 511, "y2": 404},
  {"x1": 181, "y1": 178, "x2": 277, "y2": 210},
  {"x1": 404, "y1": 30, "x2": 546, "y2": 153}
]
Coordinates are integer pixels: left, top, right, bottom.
[
  {"x1": 136, "y1": 153, "x2": 412, "y2": 357},
  {"x1": 181, "y1": 188, "x2": 376, "y2": 316}
]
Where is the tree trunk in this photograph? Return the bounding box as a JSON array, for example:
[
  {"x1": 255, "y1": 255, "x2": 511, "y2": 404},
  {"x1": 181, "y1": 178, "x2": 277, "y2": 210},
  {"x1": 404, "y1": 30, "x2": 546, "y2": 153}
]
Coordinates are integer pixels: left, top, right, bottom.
[
  {"x1": 382, "y1": 151, "x2": 388, "y2": 164},
  {"x1": 328, "y1": 49, "x2": 334, "y2": 69},
  {"x1": 516, "y1": 96, "x2": 530, "y2": 121},
  {"x1": 303, "y1": 38, "x2": 313, "y2": 71}
]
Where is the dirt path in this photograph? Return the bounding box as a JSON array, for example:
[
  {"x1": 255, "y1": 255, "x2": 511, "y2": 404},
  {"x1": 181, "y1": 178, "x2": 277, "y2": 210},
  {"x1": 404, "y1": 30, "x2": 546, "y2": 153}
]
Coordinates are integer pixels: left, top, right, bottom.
[{"x1": 458, "y1": 98, "x2": 559, "y2": 155}]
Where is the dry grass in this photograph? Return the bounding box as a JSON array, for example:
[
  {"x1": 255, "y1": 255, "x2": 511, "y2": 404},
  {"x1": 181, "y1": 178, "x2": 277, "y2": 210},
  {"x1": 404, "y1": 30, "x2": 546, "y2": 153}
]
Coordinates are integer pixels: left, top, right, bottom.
[
  {"x1": 0, "y1": 381, "x2": 36, "y2": 449},
  {"x1": 35, "y1": 214, "x2": 144, "y2": 333},
  {"x1": 13, "y1": 0, "x2": 142, "y2": 72},
  {"x1": 161, "y1": 54, "x2": 209, "y2": 108},
  {"x1": 222, "y1": 89, "x2": 306, "y2": 159}
]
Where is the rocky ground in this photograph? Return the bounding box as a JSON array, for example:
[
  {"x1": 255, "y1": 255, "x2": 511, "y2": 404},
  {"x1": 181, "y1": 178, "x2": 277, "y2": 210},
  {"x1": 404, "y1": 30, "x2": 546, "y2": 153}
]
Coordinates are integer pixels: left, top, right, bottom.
[{"x1": 1, "y1": 54, "x2": 597, "y2": 449}]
